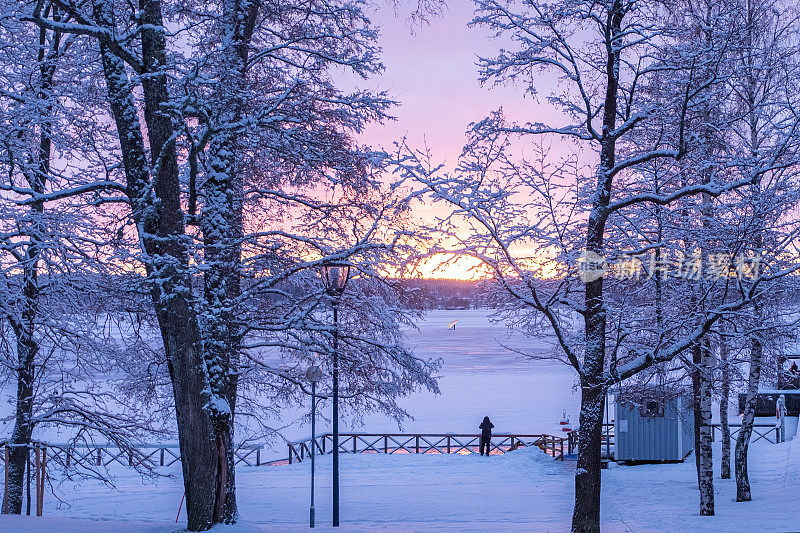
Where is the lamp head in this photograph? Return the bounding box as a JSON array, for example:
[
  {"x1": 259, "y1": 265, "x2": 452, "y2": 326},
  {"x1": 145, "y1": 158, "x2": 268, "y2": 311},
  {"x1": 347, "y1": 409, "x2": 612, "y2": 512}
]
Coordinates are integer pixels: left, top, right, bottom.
[
  {"x1": 305, "y1": 365, "x2": 324, "y2": 384},
  {"x1": 321, "y1": 262, "x2": 351, "y2": 298}
]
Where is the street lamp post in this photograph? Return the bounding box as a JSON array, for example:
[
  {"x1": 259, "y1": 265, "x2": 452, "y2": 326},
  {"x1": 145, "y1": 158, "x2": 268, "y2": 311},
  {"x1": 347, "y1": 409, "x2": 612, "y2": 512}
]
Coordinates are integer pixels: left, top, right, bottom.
[
  {"x1": 321, "y1": 263, "x2": 350, "y2": 527},
  {"x1": 305, "y1": 365, "x2": 324, "y2": 528}
]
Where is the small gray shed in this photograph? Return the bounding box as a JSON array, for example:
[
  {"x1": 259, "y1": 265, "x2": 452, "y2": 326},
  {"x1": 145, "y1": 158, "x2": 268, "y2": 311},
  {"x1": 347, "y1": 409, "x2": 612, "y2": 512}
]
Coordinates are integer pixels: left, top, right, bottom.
[{"x1": 614, "y1": 393, "x2": 694, "y2": 462}]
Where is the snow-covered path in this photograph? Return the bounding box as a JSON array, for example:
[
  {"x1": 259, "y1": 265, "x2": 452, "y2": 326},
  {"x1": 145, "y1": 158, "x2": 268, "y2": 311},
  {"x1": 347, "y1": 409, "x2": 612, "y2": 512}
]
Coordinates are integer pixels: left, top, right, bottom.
[{"x1": 3, "y1": 439, "x2": 798, "y2": 532}]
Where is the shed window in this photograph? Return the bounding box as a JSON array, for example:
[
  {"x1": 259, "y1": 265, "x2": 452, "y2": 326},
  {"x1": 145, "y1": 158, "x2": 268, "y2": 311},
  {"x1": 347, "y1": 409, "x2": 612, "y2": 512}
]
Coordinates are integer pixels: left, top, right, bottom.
[{"x1": 640, "y1": 400, "x2": 664, "y2": 418}]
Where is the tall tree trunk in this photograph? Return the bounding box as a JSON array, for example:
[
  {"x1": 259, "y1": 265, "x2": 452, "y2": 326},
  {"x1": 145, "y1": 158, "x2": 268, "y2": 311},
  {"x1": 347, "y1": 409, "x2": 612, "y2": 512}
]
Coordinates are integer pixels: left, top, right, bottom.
[
  {"x1": 571, "y1": 3, "x2": 623, "y2": 531},
  {"x1": 733, "y1": 0, "x2": 768, "y2": 505},
  {"x1": 2, "y1": 16, "x2": 60, "y2": 513},
  {"x1": 735, "y1": 337, "x2": 762, "y2": 501},
  {"x1": 720, "y1": 335, "x2": 731, "y2": 479},
  {"x1": 4, "y1": 248, "x2": 42, "y2": 515},
  {"x1": 199, "y1": 0, "x2": 260, "y2": 522},
  {"x1": 93, "y1": 1, "x2": 220, "y2": 529},
  {"x1": 698, "y1": 340, "x2": 714, "y2": 515}
]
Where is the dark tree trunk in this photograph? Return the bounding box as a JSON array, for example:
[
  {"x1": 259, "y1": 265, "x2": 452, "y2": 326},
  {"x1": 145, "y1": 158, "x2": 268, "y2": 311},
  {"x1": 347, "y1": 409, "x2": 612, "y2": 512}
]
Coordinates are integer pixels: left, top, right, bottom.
[
  {"x1": 572, "y1": 379, "x2": 606, "y2": 533},
  {"x1": 735, "y1": 337, "x2": 762, "y2": 502},
  {"x1": 2, "y1": 341, "x2": 35, "y2": 514},
  {"x1": 2, "y1": 18, "x2": 59, "y2": 514},
  {"x1": 198, "y1": 0, "x2": 260, "y2": 523},
  {"x1": 93, "y1": 1, "x2": 221, "y2": 529},
  {"x1": 570, "y1": 3, "x2": 623, "y2": 531}
]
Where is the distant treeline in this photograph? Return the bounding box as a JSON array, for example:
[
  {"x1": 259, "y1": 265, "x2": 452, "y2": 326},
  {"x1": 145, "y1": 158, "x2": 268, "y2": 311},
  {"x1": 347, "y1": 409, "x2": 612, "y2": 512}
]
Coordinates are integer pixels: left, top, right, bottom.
[{"x1": 397, "y1": 279, "x2": 491, "y2": 310}]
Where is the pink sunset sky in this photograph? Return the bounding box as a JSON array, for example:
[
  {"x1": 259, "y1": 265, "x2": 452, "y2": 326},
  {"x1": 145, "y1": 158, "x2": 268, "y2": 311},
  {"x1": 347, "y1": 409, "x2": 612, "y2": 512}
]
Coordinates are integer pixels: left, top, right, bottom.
[
  {"x1": 356, "y1": 0, "x2": 565, "y2": 279},
  {"x1": 361, "y1": 0, "x2": 536, "y2": 164}
]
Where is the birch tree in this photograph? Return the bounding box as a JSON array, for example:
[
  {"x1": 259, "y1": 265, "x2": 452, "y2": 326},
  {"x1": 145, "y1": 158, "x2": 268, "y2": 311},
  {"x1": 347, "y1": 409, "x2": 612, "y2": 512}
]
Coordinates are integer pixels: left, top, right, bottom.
[{"x1": 732, "y1": 0, "x2": 800, "y2": 502}]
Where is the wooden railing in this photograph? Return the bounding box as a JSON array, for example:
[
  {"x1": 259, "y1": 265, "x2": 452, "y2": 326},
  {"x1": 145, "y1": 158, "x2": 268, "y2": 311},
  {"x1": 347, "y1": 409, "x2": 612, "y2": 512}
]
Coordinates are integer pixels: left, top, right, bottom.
[
  {"x1": 287, "y1": 432, "x2": 577, "y2": 464},
  {"x1": 1, "y1": 431, "x2": 580, "y2": 478},
  {"x1": 710, "y1": 423, "x2": 780, "y2": 444},
  {"x1": 0, "y1": 441, "x2": 267, "y2": 471}
]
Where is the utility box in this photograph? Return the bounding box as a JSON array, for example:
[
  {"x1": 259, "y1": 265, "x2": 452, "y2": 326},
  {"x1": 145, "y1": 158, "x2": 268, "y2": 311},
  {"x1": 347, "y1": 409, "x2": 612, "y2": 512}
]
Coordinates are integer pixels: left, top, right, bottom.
[{"x1": 614, "y1": 393, "x2": 694, "y2": 462}]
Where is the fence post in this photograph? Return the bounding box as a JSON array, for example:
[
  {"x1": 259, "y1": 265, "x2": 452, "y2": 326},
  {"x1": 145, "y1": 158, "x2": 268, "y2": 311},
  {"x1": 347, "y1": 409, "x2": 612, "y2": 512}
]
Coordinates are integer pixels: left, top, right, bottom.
[
  {"x1": 256, "y1": 447, "x2": 261, "y2": 466},
  {"x1": 160, "y1": 448, "x2": 165, "y2": 467},
  {"x1": 415, "y1": 435, "x2": 420, "y2": 454},
  {"x1": 96, "y1": 448, "x2": 102, "y2": 466},
  {"x1": 34, "y1": 446, "x2": 41, "y2": 516},
  {"x1": 288, "y1": 444, "x2": 293, "y2": 465},
  {"x1": 353, "y1": 436, "x2": 357, "y2": 454},
  {"x1": 560, "y1": 439, "x2": 564, "y2": 461},
  {"x1": 26, "y1": 446, "x2": 31, "y2": 515},
  {"x1": 447, "y1": 436, "x2": 451, "y2": 454},
  {"x1": 384, "y1": 436, "x2": 388, "y2": 454},
  {"x1": 2, "y1": 445, "x2": 8, "y2": 513}
]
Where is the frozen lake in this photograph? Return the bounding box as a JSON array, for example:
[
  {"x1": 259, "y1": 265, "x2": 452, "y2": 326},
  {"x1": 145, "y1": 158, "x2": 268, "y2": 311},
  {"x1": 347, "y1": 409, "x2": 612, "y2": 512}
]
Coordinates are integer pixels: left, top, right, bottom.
[
  {"x1": 301, "y1": 308, "x2": 581, "y2": 440},
  {"x1": 0, "y1": 308, "x2": 581, "y2": 458}
]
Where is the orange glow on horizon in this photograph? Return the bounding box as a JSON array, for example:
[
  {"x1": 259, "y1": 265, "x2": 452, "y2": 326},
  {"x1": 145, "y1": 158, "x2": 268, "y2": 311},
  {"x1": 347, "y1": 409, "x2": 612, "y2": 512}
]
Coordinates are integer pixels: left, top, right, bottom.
[{"x1": 411, "y1": 254, "x2": 491, "y2": 281}]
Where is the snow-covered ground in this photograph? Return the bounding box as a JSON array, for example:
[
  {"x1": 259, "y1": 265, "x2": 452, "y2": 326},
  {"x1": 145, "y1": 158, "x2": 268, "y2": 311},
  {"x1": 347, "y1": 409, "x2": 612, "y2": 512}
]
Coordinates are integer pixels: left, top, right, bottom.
[
  {"x1": 4, "y1": 308, "x2": 797, "y2": 532},
  {"x1": 3, "y1": 438, "x2": 799, "y2": 532}
]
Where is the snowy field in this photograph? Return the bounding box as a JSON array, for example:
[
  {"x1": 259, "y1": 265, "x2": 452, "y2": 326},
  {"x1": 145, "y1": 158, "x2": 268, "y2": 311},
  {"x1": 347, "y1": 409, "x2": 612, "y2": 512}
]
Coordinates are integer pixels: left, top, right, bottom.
[{"x1": 2, "y1": 438, "x2": 799, "y2": 532}]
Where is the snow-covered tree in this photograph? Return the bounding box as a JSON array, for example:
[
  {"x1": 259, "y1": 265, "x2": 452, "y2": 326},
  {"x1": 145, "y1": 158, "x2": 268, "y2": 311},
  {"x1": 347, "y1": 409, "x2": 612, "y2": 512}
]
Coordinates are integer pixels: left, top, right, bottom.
[
  {"x1": 727, "y1": 0, "x2": 800, "y2": 502},
  {"x1": 27, "y1": 0, "x2": 436, "y2": 529},
  {"x1": 397, "y1": 0, "x2": 800, "y2": 529},
  {"x1": 0, "y1": 0, "x2": 159, "y2": 513}
]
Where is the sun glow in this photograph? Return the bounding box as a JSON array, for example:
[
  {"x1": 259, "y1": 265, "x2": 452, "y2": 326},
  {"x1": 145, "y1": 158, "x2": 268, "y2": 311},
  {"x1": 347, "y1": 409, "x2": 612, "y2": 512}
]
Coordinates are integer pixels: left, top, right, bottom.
[
  {"x1": 409, "y1": 247, "x2": 566, "y2": 281},
  {"x1": 412, "y1": 254, "x2": 491, "y2": 281}
]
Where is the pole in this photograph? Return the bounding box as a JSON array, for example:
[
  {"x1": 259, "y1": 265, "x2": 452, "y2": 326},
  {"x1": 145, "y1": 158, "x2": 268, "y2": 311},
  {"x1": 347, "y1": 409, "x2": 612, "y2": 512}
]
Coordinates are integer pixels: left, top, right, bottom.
[
  {"x1": 332, "y1": 302, "x2": 340, "y2": 527},
  {"x1": 34, "y1": 445, "x2": 41, "y2": 516},
  {"x1": 3, "y1": 445, "x2": 8, "y2": 513},
  {"x1": 176, "y1": 493, "x2": 185, "y2": 523},
  {"x1": 26, "y1": 446, "x2": 30, "y2": 515},
  {"x1": 310, "y1": 381, "x2": 316, "y2": 528}
]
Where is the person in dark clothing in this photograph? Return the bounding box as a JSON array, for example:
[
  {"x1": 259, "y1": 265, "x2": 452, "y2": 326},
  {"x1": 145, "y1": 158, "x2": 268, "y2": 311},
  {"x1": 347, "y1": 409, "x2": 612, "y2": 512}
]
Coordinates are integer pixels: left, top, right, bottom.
[{"x1": 479, "y1": 416, "x2": 494, "y2": 456}]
